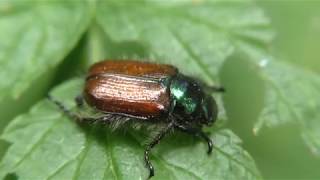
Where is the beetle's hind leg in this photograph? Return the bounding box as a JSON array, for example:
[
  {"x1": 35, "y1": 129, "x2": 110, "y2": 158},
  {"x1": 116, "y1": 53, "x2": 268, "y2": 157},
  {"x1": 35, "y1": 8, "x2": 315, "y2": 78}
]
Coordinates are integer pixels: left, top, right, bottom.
[
  {"x1": 144, "y1": 122, "x2": 174, "y2": 179},
  {"x1": 175, "y1": 124, "x2": 213, "y2": 154},
  {"x1": 47, "y1": 94, "x2": 79, "y2": 120},
  {"x1": 47, "y1": 94, "x2": 100, "y2": 124}
]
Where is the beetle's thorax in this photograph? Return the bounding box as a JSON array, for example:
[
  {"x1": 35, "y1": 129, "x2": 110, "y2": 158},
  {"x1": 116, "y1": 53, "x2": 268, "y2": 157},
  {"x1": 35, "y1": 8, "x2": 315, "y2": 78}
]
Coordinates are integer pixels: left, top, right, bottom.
[
  {"x1": 169, "y1": 74, "x2": 203, "y2": 120},
  {"x1": 169, "y1": 74, "x2": 218, "y2": 126}
]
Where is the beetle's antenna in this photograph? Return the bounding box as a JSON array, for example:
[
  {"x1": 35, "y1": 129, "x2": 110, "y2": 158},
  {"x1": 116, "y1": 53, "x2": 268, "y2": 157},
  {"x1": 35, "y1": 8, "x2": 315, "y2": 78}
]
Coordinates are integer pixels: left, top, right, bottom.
[
  {"x1": 207, "y1": 86, "x2": 226, "y2": 93},
  {"x1": 46, "y1": 94, "x2": 80, "y2": 121}
]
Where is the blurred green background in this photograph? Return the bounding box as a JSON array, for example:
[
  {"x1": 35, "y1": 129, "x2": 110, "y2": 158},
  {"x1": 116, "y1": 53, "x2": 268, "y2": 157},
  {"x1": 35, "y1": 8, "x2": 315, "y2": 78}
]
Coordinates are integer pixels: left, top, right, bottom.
[
  {"x1": 0, "y1": 1, "x2": 320, "y2": 179},
  {"x1": 222, "y1": 1, "x2": 320, "y2": 179}
]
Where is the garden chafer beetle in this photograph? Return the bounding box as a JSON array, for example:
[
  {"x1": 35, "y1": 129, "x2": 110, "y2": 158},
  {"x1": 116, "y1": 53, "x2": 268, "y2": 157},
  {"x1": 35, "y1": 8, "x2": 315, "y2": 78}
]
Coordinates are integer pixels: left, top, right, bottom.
[{"x1": 48, "y1": 60, "x2": 225, "y2": 178}]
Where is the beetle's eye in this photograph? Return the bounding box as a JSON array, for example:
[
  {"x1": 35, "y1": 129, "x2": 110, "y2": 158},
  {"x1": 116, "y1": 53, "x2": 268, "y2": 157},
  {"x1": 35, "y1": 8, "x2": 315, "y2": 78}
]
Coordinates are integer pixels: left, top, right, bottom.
[
  {"x1": 202, "y1": 96, "x2": 217, "y2": 125},
  {"x1": 203, "y1": 99, "x2": 212, "y2": 121}
]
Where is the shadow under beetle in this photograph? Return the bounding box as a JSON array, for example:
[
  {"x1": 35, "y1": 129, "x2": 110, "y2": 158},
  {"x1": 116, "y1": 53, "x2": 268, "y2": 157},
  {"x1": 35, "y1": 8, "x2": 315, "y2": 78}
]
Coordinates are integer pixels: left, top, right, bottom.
[{"x1": 48, "y1": 60, "x2": 225, "y2": 178}]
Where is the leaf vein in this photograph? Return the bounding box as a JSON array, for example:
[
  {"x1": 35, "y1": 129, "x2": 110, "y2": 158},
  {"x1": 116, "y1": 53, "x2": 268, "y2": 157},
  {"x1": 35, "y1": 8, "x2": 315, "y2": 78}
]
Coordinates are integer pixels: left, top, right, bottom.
[
  {"x1": 72, "y1": 129, "x2": 91, "y2": 180},
  {"x1": 12, "y1": 116, "x2": 62, "y2": 170},
  {"x1": 216, "y1": 132, "x2": 261, "y2": 178},
  {"x1": 104, "y1": 132, "x2": 119, "y2": 180},
  {"x1": 47, "y1": 157, "x2": 78, "y2": 180},
  {"x1": 128, "y1": 132, "x2": 197, "y2": 180},
  {"x1": 168, "y1": 27, "x2": 215, "y2": 83}
]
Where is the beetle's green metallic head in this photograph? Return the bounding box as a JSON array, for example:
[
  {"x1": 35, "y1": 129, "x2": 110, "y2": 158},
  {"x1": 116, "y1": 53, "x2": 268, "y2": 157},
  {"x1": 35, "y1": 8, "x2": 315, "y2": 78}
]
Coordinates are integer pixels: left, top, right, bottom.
[{"x1": 170, "y1": 74, "x2": 218, "y2": 126}]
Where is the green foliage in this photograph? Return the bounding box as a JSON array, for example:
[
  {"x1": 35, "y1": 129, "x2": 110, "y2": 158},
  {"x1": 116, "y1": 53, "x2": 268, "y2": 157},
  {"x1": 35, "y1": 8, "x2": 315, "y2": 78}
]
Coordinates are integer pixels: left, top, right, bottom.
[
  {"x1": 254, "y1": 59, "x2": 320, "y2": 156},
  {"x1": 0, "y1": 0, "x2": 319, "y2": 179},
  {"x1": 0, "y1": 1, "x2": 92, "y2": 99},
  {"x1": 95, "y1": 1, "x2": 273, "y2": 83},
  {"x1": 0, "y1": 0, "x2": 92, "y2": 131}
]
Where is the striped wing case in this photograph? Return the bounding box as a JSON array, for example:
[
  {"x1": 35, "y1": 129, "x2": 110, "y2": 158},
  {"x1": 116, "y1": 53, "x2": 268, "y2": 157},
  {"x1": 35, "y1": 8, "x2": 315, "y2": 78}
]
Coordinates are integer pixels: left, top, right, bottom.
[
  {"x1": 84, "y1": 60, "x2": 177, "y2": 119},
  {"x1": 88, "y1": 60, "x2": 178, "y2": 78}
]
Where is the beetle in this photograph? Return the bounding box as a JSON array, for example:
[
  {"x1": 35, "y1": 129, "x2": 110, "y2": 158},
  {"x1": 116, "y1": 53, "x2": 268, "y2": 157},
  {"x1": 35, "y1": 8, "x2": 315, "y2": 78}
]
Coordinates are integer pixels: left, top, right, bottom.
[{"x1": 47, "y1": 60, "x2": 225, "y2": 178}]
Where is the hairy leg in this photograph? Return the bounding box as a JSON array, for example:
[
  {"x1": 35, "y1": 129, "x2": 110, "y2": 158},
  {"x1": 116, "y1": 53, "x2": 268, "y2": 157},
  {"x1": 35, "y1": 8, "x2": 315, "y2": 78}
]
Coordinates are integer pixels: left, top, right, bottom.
[
  {"x1": 47, "y1": 94, "x2": 79, "y2": 120},
  {"x1": 144, "y1": 121, "x2": 174, "y2": 178},
  {"x1": 47, "y1": 94, "x2": 106, "y2": 124}
]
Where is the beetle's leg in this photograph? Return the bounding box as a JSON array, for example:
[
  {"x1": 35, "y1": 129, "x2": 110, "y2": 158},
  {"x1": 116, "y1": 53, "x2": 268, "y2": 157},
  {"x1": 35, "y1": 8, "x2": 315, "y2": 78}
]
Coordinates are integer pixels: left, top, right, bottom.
[
  {"x1": 145, "y1": 122, "x2": 174, "y2": 179},
  {"x1": 75, "y1": 94, "x2": 84, "y2": 108},
  {"x1": 73, "y1": 114, "x2": 118, "y2": 125},
  {"x1": 175, "y1": 124, "x2": 213, "y2": 154},
  {"x1": 47, "y1": 94, "x2": 100, "y2": 124},
  {"x1": 47, "y1": 94, "x2": 79, "y2": 120}
]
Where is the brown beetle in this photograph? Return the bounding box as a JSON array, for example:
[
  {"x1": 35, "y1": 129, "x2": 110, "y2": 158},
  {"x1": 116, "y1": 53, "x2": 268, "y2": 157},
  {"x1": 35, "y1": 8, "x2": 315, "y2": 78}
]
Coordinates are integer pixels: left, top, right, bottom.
[{"x1": 48, "y1": 60, "x2": 225, "y2": 178}]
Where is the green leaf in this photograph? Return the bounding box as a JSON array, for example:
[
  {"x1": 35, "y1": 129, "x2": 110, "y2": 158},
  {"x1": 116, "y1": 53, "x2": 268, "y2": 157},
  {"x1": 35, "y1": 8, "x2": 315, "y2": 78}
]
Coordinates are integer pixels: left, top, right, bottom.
[
  {"x1": 233, "y1": 32, "x2": 320, "y2": 157},
  {"x1": 252, "y1": 59, "x2": 320, "y2": 156},
  {"x1": 93, "y1": 0, "x2": 273, "y2": 122},
  {"x1": 0, "y1": 0, "x2": 272, "y2": 179},
  {"x1": 0, "y1": 0, "x2": 92, "y2": 99},
  {"x1": 203, "y1": 0, "x2": 320, "y2": 156},
  {"x1": 0, "y1": 1, "x2": 92, "y2": 127},
  {"x1": 95, "y1": 0, "x2": 273, "y2": 84},
  {"x1": 0, "y1": 79, "x2": 262, "y2": 180}
]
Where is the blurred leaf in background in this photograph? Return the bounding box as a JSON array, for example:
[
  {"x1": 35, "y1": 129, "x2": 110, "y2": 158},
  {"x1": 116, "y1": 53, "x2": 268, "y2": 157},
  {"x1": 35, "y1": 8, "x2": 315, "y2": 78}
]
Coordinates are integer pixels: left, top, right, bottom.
[
  {"x1": 221, "y1": 1, "x2": 320, "y2": 179},
  {"x1": 0, "y1": 0, "x2": 319, "y2": 180},
  {"x1": 0, "y1": 1, "x2": 92, "y2": 132}
]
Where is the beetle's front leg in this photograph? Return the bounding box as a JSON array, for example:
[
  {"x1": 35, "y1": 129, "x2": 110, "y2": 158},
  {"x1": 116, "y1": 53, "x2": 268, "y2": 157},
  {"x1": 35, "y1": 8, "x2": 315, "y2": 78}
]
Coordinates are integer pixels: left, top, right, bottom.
[
  {"x1": 144, "y1": 122, "x2": 174, "y2": 179},
  {"x1": 175, "y1": 123, "x2": 213, "y2": 154}
]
